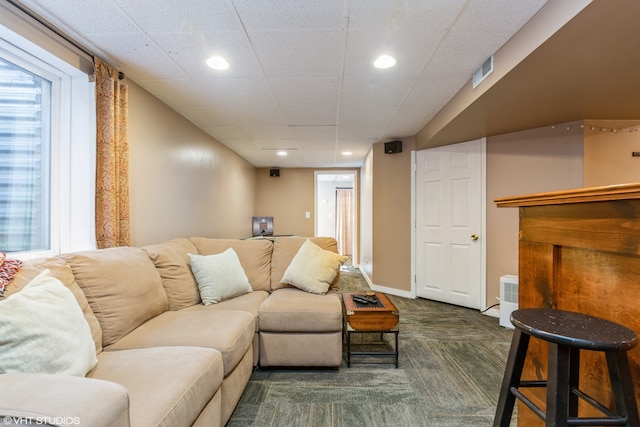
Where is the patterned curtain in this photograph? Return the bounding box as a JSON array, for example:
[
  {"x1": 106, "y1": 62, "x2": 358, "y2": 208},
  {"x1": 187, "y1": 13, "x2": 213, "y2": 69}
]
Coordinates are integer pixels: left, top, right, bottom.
[
  {"x1": 335, "y1": 188, "x2": 353, "y2": 256},
  {"x1": 94, "y1": 57, "x2": 130, "y2": 248}
]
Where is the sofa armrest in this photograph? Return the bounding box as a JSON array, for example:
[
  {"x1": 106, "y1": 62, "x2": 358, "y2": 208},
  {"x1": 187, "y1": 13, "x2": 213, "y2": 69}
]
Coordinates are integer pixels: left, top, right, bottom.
[{"x1": 0, "y1": 373, "x2": 130, "y2": 427}]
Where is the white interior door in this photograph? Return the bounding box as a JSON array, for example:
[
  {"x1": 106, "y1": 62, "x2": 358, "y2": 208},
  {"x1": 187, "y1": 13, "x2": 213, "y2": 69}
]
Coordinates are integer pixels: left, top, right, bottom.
[{"x1": 415, "y1": 139, "x2": 484, "y2": 309}]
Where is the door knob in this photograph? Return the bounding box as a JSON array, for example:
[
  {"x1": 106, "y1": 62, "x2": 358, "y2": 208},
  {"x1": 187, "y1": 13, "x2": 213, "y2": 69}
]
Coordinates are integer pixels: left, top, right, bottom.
[{"x1": 470, "y1": 234, "x2": 479, "y2": 241}]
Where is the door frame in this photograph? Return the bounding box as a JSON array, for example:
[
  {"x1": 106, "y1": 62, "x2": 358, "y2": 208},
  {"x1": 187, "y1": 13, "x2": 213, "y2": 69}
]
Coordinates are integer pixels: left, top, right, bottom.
[
  {"x1": 411, "y1": 139, "x2": 487, "y2": 310},
  {"x1": 314, "y1": 170, "x2": 358, "y2": 266}
]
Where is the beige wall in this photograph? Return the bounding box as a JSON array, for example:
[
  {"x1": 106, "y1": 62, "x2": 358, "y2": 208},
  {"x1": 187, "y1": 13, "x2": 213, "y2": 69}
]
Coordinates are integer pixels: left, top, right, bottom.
[
  {"x1": 486, "y1": 125, "x2": 584, "y2": 306},
  {"x1": 255, "y1": 167, "x2": 360, "y2": 239},
  {"x1": 127, "y1": 80, "x2": 257, "y2": 246},
  {"x1": 371, "y1": 138, "x2": 415, "y2": 292},
  {"x1": 584, "y1": 121, "x2": 640, "y2": 187}
]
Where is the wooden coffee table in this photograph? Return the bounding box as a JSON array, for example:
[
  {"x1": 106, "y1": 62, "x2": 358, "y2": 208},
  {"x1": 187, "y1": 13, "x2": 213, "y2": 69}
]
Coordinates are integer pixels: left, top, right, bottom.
[{"x1": 342, "y1": 292, "x2": 399, "y2": 367}]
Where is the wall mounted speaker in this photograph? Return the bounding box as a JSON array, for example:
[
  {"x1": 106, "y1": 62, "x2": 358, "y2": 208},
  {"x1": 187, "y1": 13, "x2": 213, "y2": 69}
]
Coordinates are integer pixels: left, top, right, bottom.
[
  {"x1": 269, "y1": 168, "x2": 280, "y2": 177},
  {"x1": 385, "y1": 140, "x2": 402, "y2": 154}
]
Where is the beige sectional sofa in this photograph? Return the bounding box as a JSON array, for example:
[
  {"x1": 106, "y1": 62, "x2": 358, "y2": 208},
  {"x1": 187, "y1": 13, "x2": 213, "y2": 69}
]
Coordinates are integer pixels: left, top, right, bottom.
[{"x1": 0, "y1": 236, "x2": 346, "y2": 427}]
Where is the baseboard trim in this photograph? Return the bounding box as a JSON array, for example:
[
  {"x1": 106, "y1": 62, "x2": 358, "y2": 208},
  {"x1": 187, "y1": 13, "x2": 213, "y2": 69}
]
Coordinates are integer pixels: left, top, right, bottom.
[
  {"x1": 357, "y1": 267, "x2": 415, "y2": 299},
  {"x1": 483, "y1": 307, "x2": 500, "y2": 318}
]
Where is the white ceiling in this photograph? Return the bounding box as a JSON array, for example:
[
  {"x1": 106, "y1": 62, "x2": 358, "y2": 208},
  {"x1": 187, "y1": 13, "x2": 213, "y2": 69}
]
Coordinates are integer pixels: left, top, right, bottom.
[{"x1": 14, "y1": 0, "x2": 547, "y2": 168}]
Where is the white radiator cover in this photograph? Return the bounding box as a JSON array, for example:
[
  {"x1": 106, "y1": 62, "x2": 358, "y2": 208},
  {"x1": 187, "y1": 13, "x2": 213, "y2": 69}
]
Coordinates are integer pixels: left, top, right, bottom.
[{"x1": 499, "y1": 275, "x2": 519, "y2": 329}]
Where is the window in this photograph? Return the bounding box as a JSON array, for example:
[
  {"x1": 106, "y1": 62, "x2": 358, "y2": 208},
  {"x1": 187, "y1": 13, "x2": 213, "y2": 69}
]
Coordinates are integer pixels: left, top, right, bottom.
[
  {"x1": 0, "y1": 19, "x2": 96, "y2": 259},
  {"x1": 0, "y1": 56, "x2": 52, "y2": 253}
]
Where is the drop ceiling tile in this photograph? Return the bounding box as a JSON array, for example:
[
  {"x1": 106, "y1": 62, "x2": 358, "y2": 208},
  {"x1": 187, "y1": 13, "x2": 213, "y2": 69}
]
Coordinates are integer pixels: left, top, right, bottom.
[
  {"x1": 112, "y1": 0, "x2": 240, "y2": 34},
  {"x1": 248, "y1": 30, "x2": 344, "y2": 78},
  {"x1": 151, "y1": 32, "x2": 263, "y2": 79},
  {"x1": 280, "y1": 107, "x2": 337, "y2": 126},
  {"x1": 294, "y1": 139, "x2": 336, "y2": 150},
  {"x1": 425, "y1": 28, "x2": 514, "y2": 81},
  {"x1": 19, "y1": 0, "x2": 139, "y2": 35},
  {"x1": 454, "y1": 0, "x2": 547, "y2": 32},
  {"x1": 195, "y1": 78, "x2": 274, "y2": 108},
  {"x1": 339, "y1": 105, "x2": 399, "y2": 127},
  {"x1": 340, "y1": 77, "x2": 414, "y2": 107},
  {"x1": 84, "y1": 33, "x2": 188, "y2": 80},
  {"x1": 252, "y1": 140, "x2": 297, "y2": 150},
  {"x1": 347, "y1": 0, "x2": 466, "y2": 31},
  {"x1": 269, "y1": 78, "x2": 340, "y2": 107},
  {"x1": 337, "y1": 125, "x2": 386, "y2": 140},
  {"x1": 403, "y1": 76, "x2": 464, "y2": 110},
  {"x1": 232, "y1": 0, "x2": 344, "y2": 30},
  {"x1": 343, "y1": 29, "x2": 439, "y2": 80},
  {"x1": 244, "y1": 126, "x2": 294, "y2": 139},
  {"x1": 289, "y1": 125, "x2": 337, "y2": 139},
  {"x1": 385, "y1": 105, "x2": 435, "y2": 138}
]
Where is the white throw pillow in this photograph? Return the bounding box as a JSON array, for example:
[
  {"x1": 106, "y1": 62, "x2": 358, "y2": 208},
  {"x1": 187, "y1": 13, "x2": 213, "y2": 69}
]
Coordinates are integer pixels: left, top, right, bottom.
[
  {"x1": 281, "y1": 239, "x2": 348, "y2": 294},
  {"x1": 189, "y1": 248, "x2": 253, "y2": 305},
  {"x1": 0, "y1": 269, "x2": 98, "y2": 376}
]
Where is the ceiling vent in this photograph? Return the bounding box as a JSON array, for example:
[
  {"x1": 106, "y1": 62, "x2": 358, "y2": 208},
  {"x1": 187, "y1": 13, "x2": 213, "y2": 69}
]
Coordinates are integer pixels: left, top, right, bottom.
[{"x1": 472, "y1": 55, "x2": 494, "y2": 89}]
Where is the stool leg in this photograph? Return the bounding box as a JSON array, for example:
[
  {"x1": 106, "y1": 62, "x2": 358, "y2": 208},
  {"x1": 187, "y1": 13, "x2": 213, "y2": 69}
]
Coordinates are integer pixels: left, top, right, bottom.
[
  {"x1": 605, "y1": 351, "x2": 640, "y2": 427},
  {"x1": 568, "y1": 347, "x2": 580, "y2": 418},
  {"x1": 493, "y1": 329, "x2": 530, "y2": 427},
  {"x1": 547, "y1": 343, "x2": 571, "y2": 427}
]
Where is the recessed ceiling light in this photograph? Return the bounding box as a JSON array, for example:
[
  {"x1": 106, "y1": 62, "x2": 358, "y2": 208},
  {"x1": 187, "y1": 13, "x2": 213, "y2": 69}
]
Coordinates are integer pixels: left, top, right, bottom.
[
  {"x1": 206, "y1": 55, "x2": 229, "y2": 70},
  {"x1": 373, "y1": 55, "x2": 396, "y2": 69},
  {"x1": 342, "y1": 151, "x2": 352, "y2": 156},
  {"x1": 277, "y1": 151, "x2": 287, "y2": 156}
]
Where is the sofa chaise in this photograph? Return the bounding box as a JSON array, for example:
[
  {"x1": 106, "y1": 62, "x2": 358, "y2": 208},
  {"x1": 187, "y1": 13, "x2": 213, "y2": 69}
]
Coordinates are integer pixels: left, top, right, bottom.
[{"x1": 0, "y1": 236, "x2": 347, "y2": 427}]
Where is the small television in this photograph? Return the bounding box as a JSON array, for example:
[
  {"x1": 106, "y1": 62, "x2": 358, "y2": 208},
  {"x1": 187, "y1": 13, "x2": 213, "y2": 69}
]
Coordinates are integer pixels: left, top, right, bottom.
[{"x1": 252, "y1": 217, "x2": 274, "y2": 237}]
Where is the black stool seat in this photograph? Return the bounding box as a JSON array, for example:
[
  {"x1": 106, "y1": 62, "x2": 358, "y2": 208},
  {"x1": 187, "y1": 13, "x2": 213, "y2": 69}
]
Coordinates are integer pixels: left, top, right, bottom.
[
  {"x1": 511, "y1": 308, "x2": 638, "y2": 352},
  {"x1": 494, "y1": 308, "x2": 640, "y2": 427}
]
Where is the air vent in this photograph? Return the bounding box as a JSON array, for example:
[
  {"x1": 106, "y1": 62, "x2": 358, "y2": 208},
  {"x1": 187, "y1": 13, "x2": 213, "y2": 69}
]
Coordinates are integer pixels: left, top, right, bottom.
[{"x1": 472, "y1": 55, "x2": 494, "y2": 89}]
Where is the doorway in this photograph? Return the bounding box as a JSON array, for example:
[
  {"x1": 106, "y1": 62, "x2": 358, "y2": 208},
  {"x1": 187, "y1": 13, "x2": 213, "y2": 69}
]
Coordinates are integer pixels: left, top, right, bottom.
[{"x1": 315, "y1": 171, "x2": 358, "y2": 266}]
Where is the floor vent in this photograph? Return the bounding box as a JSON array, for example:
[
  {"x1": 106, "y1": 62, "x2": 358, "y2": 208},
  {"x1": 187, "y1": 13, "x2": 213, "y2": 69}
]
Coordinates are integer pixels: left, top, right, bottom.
[{"x1": 499, "y1": 275, "x2": 519, "y2": 329}]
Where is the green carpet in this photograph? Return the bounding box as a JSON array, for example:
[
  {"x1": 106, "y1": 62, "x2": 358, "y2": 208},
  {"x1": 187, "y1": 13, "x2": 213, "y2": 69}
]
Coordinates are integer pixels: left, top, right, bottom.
[{"x1": 228, "y1": 268, "x2": 515, "y2": 426}]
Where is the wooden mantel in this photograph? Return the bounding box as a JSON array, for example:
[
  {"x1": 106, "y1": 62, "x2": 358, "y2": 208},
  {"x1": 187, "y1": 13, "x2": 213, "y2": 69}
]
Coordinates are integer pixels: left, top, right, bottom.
[
  {"x1": 496, "y1": 182, "x2": 640, "y2": 426},
  {"x1": 495, "y1": 182, "x2": 640, "y2": 207}
]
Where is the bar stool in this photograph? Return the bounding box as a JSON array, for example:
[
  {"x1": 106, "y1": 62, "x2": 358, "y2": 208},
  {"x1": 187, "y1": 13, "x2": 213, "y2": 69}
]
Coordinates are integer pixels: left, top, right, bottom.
[{"x1": 493, "y1": 308, "x2": 640, "y2": 427}]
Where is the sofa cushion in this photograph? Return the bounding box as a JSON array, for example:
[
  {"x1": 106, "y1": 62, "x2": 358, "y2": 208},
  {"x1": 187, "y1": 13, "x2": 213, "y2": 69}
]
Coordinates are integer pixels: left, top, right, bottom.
[
  {"x1": 0, "y1": 269, "x2": 98, "y2": 376},
  {"x1": 281, "y1": 239, "x2": 348, "y2": 294},
  {"x1": 190, "y1": 238, "x2": 273, "y2": 292},
  {"x1": 0, "y1": 373, "x2": 130, "y2": 427},
  {"x1": 89, "y1": 346, "x2": 223, "y2": 427},
  {"x1": 189, "y1": 249, "x2": 253, "y2": 305},
  {"x1": 271, "y1": 236, "x2": 342, "y2": 291},
  {"x1": 6, "y1": 256, "x2": 103, "y2": 353},
  {"x1": 61, "y1": 247, "x2": 169, "y2": 347},
  {"x1": 106, "y1": 309, "x2": 255, "y2": 377},
  {"x1": 259, "y1": 288, "x2": 342, "y2": 333},
  {"x1": 182, "y1": 290, "x2": 269, "y2": 332},
  {"x1": 142, "y1": 238, "x2": 201, "y2": 310}
]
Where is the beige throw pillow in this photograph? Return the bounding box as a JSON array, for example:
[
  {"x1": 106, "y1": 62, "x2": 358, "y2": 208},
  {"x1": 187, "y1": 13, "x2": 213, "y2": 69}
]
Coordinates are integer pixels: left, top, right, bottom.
[
  {"x1": 0, "y1": 269, "x2": 98, "y2": 376},
  {"x1": 281, "y1": 239, "x2": 348, "y2": 294},
  {"x1": 189, "y1": 248, "x2": 253, "y2": 305}
]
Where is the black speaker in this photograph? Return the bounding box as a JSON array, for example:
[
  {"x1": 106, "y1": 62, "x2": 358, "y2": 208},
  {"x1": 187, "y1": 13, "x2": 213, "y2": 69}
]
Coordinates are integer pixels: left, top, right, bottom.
[
  {"x1": 385, "y1": 140, "x2": 402, "y2": 154},
  {"x1": 269, "y1": 168, "x2": 280, "y2": 177}
]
